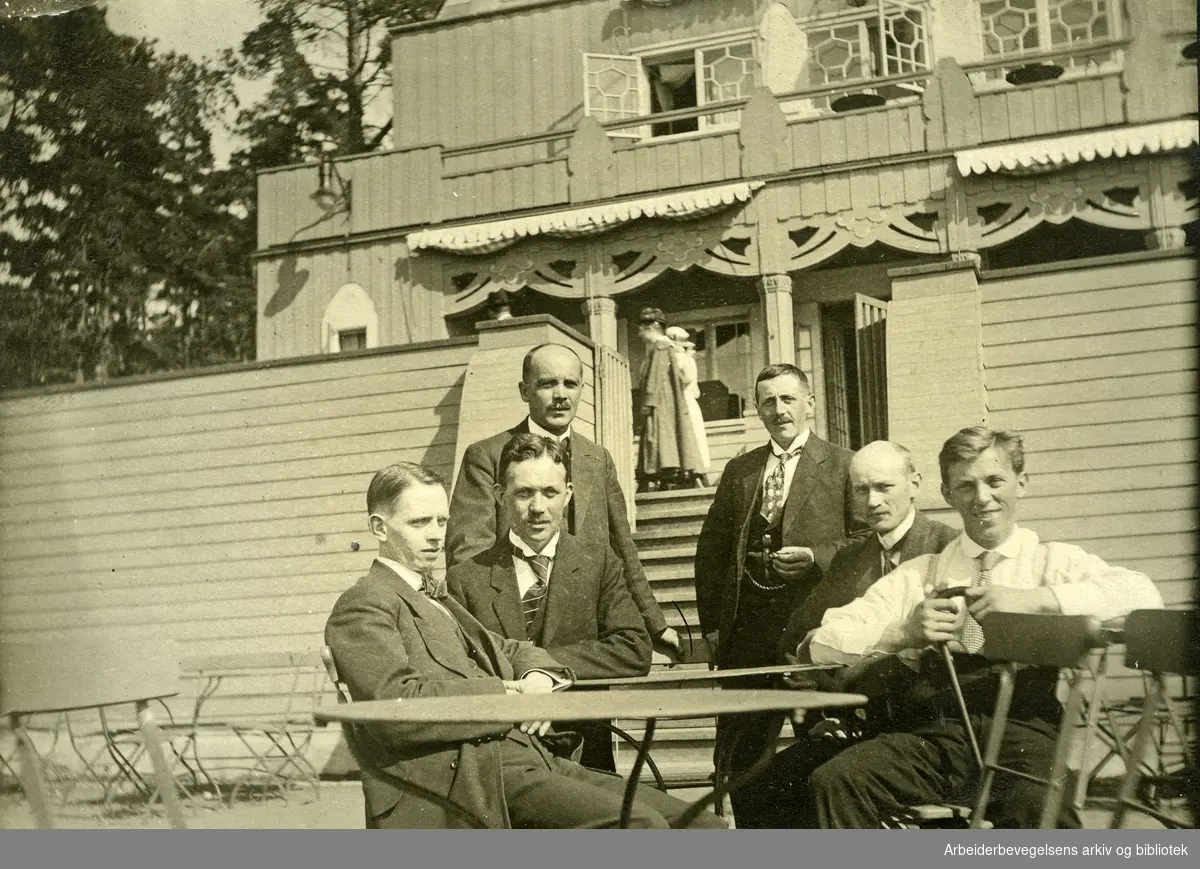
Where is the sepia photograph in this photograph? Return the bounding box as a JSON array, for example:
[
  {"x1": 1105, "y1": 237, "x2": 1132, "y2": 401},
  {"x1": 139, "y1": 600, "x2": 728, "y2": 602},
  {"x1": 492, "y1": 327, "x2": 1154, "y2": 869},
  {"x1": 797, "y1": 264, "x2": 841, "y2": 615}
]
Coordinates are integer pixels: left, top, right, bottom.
[{"x1": 0, "y1": 0, "x2": 1196, "y2": 858}]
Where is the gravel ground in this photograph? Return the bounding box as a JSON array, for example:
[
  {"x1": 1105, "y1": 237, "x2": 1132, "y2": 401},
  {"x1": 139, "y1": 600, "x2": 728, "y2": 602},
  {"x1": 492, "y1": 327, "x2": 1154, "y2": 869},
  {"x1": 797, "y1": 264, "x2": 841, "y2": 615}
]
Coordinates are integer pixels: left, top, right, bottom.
[{"x1": 0, "y1": 782, "x2": 1177, "y2": 829}]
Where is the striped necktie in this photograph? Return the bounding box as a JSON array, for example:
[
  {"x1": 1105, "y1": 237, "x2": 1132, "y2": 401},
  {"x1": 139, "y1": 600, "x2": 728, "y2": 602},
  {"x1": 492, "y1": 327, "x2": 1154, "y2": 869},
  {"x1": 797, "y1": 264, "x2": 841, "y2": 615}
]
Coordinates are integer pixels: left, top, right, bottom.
[
  {"x1": 519, "y1": 553, "x2": 552, "y2": 636},
  {"x1": 961, "y1": 550, "x2": 1001, "y2": 654}
]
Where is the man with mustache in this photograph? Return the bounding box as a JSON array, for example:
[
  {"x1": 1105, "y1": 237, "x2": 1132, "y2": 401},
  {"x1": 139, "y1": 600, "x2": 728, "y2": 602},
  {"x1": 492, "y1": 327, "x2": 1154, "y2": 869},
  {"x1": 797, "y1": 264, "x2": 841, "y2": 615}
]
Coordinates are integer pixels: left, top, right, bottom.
[
  {"x1": 326, "y1": 462, "x2": 725, "y2": 829},
  {"x1": 446, "y1": 345, "x2": 681, "y2": 741},
  {"x1": 693, "y1": 362, "x2": 860, "y2": 827},
  {"x1": 755, "y1": 426, "x2": 1164, "y2": 828},
  {"x1": 448, "y1": 433, "x2": 652, "y2": 771}
]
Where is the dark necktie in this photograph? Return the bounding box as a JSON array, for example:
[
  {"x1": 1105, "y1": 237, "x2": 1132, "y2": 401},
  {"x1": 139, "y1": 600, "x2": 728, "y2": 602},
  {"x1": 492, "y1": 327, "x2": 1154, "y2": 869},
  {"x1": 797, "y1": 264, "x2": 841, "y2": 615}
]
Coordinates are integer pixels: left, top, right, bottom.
[
  {"x1": 518, "y1": 552, "x2": 552, "y2": 636},
  {"x1": 961, "y1": 550, "x2": 1001, "y2": 653},
  {"x1": 880, "y1": 543, "x2": 901, "y2": 578}
]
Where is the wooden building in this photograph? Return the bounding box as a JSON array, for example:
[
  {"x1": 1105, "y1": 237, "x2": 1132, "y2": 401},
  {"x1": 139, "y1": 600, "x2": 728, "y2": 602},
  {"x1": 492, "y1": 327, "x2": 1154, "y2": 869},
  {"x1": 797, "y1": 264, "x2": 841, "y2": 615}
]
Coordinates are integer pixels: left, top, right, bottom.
[{"x1": 2, "y1": 0, "x2": 1195, "y2": 789}]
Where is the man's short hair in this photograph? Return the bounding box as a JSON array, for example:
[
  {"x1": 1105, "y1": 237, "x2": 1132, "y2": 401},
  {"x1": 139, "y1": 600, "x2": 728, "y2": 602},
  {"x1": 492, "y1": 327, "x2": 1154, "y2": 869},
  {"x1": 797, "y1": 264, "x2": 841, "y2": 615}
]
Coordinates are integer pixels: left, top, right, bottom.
[
  {"x1": 754, "y1": 363, "x2": 811, "y2": 396},
  {"x1": 367, "y1": 462, "x2": 445, "y2": 516},
  {"x1": 498, "y1": 433, "x2": 568, "y2": 487},
  {"x1": 938, "y1": 426, "x2": 1026, "y2": 485},
  {"x1": 521, "y1": 343, "x2": 582, "y2": 382}
]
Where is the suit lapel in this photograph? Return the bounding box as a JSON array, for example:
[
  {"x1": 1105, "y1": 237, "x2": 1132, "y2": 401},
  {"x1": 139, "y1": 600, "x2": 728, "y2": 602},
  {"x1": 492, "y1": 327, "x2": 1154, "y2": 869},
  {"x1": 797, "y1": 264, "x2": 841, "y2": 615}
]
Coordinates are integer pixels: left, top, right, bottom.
[
  {"x1": 858, "y1": 534, "x2": 885, "y2": 591},
  {"x1": 781, "y1": 435, "x2": 828, "y2": 540},
  {"x1": 379, "y1": 565, "x2": 475, "y2": 678},
  {"x1": 569, "y1": 435, "x2": 599, "y2": 532},
  {"x1": 487, "y1": 548, "x2": 528, "y2": 641},
  {"x1": 539, "y1": 538, "x2": 581, "y2": 650}
]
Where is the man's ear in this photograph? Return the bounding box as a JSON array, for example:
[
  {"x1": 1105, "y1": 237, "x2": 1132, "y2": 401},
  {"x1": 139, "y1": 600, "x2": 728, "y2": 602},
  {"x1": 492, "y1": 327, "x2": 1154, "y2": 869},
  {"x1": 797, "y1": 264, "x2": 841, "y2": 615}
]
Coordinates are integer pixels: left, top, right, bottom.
[
  {"x1": 1015, "y1": 472, "x2": 1029, "y2": 498},
  {"x1": 368, "y1": 513, "x2": 388, "y2": 544},
  {"x1": 941, "y1": 482, "x2": 952, "y2": 507},
  {"x1": 493, "y1": 481, "x2": 505, "y2": 505},
  {"x1": 563, "y1": 481, "x2": 574, "y2": 505},
  {"x1": 517, "y1": 379, "x2": 530, "y2": 404}
]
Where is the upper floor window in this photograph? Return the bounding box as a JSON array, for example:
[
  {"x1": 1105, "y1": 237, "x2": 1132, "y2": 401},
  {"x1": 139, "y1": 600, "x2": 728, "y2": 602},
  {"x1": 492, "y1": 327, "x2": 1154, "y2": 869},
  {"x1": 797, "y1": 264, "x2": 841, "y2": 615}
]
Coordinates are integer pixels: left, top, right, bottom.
[
  {"x1": 802, "y1": 0, "x2": 930, "y2": 100},
  {"x1": 321, "y1": 283, "x2": 378, "y2": 354},
  {"x1": 973, "y1": 0, "x2": 1122, "y2": 85},
  {"x1": 583, "y1": 34, "x2": 759, "y2": 140}
]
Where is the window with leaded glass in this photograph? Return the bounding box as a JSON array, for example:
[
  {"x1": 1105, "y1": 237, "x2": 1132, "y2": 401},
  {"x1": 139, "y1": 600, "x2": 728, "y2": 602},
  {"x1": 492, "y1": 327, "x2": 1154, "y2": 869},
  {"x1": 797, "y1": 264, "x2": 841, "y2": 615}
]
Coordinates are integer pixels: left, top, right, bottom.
[{"x1": 974, "y1": 0, "x2": 1122, "y2": 83}]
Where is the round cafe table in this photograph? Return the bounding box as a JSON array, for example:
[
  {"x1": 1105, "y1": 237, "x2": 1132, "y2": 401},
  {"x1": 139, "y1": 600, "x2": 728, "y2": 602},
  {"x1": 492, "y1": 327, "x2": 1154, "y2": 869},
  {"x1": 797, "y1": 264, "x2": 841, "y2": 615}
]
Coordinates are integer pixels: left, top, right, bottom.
[{"x1": 315, "y1": 688, "x2": 866, "y2": 829}]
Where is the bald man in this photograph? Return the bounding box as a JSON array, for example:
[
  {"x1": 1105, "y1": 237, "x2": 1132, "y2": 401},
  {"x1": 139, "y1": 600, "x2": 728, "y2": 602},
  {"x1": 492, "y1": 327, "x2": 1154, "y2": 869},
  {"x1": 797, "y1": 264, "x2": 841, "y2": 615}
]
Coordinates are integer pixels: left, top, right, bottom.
[{"x1": 779, "y1": 441, "x2": 959, "y2": 658}]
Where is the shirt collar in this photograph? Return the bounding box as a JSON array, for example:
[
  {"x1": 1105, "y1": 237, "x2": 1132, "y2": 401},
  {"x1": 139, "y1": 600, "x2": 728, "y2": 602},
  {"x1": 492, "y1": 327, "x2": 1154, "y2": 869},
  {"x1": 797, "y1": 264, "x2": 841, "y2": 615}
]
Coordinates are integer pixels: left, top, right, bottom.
[
  {"x1": 878, "y1": 507, "x2": 917, "y2": 552},
  {"x1": 959, "y1": 525, "x2": 1023, "y2": 560},
  {"x1": 527, "y1": 417, "x2": 572, "y2": 443},
  {"x1": 375, "y1": 557, "x2": 428, "y2": 592},
  {"x1": 769, "y1": 428, "x2": 810, "y2": 457},
  {"x1": 509, "y1": 529, "x2": 561, "y2": 560}
]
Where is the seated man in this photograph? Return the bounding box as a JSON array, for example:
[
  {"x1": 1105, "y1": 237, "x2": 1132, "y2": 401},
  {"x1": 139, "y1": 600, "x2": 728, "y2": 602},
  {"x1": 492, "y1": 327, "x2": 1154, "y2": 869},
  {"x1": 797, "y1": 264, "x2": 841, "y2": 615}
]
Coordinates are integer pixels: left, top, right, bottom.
[
  {"x1": 750, "y1": 426, "x2": 1163, "y2": 828},
  {"x1": 448, "y1": 434, "x2": 650, "y2": 771},
  {"x1": 326, "y1": 462, "x2": 725, "y2": 829}
]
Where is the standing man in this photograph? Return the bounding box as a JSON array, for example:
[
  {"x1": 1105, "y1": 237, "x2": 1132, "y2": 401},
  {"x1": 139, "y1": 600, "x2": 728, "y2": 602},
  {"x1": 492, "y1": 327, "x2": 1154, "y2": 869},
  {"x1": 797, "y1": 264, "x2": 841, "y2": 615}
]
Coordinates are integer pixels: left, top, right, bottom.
[
  {"x1": 779, "y1": 440, "x2": 959, "y2": 656},
  {"x1": 326, "y1": 462, "x2": 725, "y2": 829},
  {"x1": 448, "y1": 433, "x2": 652, "y2": 770},
  {"x1": 693, "y1": 363, "x2": 860, "y2": 822},
  {"x1": 756, "y1": 426, "x2": 1163, "y2": 828},
  {"x1": 447, "y1": 343, "x2": 681, "y2": 659}
]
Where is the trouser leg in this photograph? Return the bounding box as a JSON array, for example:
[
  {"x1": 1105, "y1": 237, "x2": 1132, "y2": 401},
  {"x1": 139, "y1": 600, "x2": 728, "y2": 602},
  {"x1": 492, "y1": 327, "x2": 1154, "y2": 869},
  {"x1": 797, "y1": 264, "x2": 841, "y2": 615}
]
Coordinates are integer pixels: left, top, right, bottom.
[
  {"x1": 731, "y1": 732, "x2": 850, "y2": 828},
  {"x1": 980, "y1": 716, "x2": 1080, "y2": 829}
]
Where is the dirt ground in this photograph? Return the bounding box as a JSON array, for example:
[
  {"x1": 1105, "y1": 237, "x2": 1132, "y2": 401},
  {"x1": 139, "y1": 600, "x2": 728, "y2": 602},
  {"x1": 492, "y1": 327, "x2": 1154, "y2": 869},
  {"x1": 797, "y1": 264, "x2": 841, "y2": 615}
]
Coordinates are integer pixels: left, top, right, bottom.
[{"x1": 0, "y1": 781, "x2": 1178, "y2": 829}]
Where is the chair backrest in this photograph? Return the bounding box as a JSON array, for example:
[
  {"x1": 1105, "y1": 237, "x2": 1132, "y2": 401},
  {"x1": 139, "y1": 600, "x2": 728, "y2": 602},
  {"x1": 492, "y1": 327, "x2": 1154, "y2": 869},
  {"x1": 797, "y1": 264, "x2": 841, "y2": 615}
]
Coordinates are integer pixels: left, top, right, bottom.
[
  {"x1": 1123, "y1": 609, "x2": 1199, "y2": 676},
  {"x1": 981, "y1": 613, "x2": 1104, "y2": 668},
  {"x1": 321, "y1": 645, "x2": 351, "y2": 705},
  {"x1": 0, "y1": 629, "x2": 180, "y2": 717}
]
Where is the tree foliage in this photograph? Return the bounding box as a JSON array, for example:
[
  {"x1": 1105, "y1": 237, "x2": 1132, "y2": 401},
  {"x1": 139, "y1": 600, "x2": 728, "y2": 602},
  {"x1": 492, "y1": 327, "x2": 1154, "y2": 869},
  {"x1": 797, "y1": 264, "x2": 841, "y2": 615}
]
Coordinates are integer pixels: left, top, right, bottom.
[{"x1": 0, "y1": 7, "x2": 254, "y2": 390}]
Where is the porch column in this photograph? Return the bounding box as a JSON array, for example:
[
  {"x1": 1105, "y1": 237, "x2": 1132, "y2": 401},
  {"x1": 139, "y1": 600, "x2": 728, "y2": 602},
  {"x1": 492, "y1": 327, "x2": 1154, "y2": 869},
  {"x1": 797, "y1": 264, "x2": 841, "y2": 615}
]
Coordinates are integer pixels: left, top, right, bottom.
[
  {"x1": 582, "y1": 296, "x2": 619, "y2": 350},
  {"x1": 759, "y1": 273, "x2": 796, "y2": 365}
]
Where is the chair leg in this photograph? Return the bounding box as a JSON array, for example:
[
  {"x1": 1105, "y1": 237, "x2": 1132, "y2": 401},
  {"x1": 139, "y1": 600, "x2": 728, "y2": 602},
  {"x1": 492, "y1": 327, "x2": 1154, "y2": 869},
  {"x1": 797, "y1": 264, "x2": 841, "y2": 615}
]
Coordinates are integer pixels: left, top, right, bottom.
[
  {"x1": 12, "y1": 715, "x2": 55, "y2": 829},
  {"x1": 1110, "y1": 674, "x2": 1163, "y2": 829},
  {"x1": 971, "y1": 665, "x2": 1016, "y2": 829},
  {"x1": 1072, "y1": 649, "x2": 1109, "y2": 812},
  {"x1": 137, "y1": 701, "x2": 187, "y2": 829},
  {"x1": 1040, "y1": 667, "x2": 1087, "y2": 829}
]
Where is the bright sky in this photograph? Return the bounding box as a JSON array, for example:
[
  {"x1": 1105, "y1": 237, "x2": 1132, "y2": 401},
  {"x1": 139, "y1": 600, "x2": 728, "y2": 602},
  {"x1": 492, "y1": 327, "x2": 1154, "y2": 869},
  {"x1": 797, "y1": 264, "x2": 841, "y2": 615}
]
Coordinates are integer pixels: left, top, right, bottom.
[{"x1": 106, "y1": 0, "x2": 267, "y2": 165}]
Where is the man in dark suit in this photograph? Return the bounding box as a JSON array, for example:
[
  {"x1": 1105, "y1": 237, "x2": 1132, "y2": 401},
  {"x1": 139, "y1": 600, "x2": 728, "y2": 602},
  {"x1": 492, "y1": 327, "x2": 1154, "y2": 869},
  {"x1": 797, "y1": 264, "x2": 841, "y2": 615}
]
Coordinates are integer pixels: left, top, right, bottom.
[
  {"x1": 693, "y1": 362, "x2": 860, "y2": 826},
  {"x1": 446, "y1": 342, "x2": 681, "y2": 659},
  {"x1": 779, "y1": 440, "x2": 959, "y2": 656},
  {"x1": 326, "y1": 462, "x2": 725, "y2": 829},
  {"x1": 448, "y1": 433, "x2": 652, "y2": 770}
]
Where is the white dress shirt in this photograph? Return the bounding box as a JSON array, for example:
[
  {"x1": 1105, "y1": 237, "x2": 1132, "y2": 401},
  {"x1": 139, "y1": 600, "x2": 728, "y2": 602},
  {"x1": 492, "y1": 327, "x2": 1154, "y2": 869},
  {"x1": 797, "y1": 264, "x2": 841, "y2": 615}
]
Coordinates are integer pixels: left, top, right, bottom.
[
  {"x1": 762, "y1": 428, "x2": 811, "y2": 505},
  {"x1": 809, "y1": 526, "x2": 1164, "y2": 665},
  {"x1": 508, "y1": 529, "x2": 560, "y2": 598},
  {"x1": 527, "y1": 417, "x2": 571, "y2": 443}
]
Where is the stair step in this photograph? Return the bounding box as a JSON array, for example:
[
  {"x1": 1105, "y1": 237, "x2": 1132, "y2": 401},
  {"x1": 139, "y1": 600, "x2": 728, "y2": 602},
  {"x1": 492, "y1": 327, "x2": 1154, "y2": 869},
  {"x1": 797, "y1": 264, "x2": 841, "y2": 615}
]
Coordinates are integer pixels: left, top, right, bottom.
[
  {"x1": 634, "y1": 487, "x2": 718, "y2": 504},
  {"x1": 635, "y1": 501, "x2": 713, "y2": 521}
]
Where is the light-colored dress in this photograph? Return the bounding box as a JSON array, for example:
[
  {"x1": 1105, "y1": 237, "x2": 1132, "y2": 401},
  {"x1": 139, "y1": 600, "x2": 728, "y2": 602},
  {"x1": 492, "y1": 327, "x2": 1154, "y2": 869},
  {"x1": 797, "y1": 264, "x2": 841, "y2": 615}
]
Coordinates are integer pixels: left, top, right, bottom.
[{"x1": 670, "y1": 342, "x2": 711, "y2": 472}]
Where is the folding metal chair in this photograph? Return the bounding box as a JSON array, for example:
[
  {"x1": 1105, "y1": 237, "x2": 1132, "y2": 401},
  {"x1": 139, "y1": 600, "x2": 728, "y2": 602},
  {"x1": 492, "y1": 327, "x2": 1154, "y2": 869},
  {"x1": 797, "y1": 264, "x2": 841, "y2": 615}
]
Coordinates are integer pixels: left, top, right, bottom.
[
  {"x1": 1110, "y1": 608, "x2": 1198, "y2": 830},
  {"x1": 968, "y1": 612, "x2": 1108, "y2": 829},
  {"x1": 0, "y1": 631, "x2": 188, "y2": 828}
]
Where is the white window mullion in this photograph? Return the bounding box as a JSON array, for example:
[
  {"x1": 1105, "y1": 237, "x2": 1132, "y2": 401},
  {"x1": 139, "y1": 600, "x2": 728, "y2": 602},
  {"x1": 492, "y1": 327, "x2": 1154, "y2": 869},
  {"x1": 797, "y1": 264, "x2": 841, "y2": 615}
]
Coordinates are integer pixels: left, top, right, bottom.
[{"x1": 1035, "y1": 0, "x2": 1053, "y2": 51}]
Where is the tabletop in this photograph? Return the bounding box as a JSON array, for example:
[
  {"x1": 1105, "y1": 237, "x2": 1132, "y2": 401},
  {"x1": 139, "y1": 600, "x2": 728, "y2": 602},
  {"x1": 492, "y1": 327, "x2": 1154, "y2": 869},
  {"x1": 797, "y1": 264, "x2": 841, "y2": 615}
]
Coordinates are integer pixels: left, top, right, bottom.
[
  {"x1": 573, "y1": 662, "x2": 844, "y2": 688},
  {"x1": 313, "y1": 688, "x2": 868, "y2": 726}
]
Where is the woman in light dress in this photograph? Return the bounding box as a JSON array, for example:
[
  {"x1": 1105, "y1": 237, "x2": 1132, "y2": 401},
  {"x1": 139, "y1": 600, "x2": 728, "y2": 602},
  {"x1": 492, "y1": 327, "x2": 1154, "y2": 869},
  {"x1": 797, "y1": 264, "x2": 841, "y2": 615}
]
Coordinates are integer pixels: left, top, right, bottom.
[{"x1": 665, "y1": 325, "x2": 711, "y2": 487}]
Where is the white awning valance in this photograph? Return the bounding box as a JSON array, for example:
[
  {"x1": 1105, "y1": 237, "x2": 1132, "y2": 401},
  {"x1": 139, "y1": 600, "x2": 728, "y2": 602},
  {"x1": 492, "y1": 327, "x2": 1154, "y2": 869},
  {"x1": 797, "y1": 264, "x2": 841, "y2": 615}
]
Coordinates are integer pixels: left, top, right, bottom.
[
  {"x1": 408, "y1": 181, "x2": 764, "y2": 255},
  {"x1": 955, "y1": 119, "x2": 1199, "y2": 177}
]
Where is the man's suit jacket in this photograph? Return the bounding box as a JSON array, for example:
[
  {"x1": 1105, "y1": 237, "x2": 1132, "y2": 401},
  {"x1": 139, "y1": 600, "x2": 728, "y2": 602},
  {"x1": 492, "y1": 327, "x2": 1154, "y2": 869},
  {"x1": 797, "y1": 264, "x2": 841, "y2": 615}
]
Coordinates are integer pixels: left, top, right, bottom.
[
  {"x1": 779, "y1": 510, "x2": 959, "y2": 657},
  {"x1": 325, "y1": 560, "x2": 572, "y2": 829},
  {"x1": 446, "y1": 533, "x2": 652, "y2": 680},
  {"x1": 694, "y1": 434, "x2": 860, "y2": 661},
  {"x1": 446, "y1": 420, "x2": 667, "y2": 636}
]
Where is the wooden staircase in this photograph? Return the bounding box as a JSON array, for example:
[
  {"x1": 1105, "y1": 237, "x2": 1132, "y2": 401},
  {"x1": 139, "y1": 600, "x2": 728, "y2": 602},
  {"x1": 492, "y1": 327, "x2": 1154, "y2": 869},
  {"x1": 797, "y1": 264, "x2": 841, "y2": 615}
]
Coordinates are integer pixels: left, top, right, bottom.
[{"x1": 613, "y1": 487, "x2": 719, "y2": 784}]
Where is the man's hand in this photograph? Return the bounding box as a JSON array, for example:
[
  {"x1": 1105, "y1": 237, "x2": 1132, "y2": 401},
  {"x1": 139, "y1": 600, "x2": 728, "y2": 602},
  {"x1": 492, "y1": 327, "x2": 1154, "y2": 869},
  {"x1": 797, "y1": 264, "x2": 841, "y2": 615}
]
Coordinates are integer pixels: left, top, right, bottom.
[
  {"x1": 654, "y1": 626, "x2": 682, "y2": 661},
  {"x1": 518, "y1": 720, "x2": 553, "y2": 737},
  {"x1": 703, "y1": 630, "x2": 720, "y2": 667},
  {"x1": 897, "y1": 597, "x2": 965, "y2": 647},
  {"x1": 771, "y1": 546, "x2": 815, "y2": 580},
  {"x1": 502, "y1": 673, "x2": 556, "y2": 737},
  {"x1": 965, "y1": 585, "x2": 1058, "y2": 621}
]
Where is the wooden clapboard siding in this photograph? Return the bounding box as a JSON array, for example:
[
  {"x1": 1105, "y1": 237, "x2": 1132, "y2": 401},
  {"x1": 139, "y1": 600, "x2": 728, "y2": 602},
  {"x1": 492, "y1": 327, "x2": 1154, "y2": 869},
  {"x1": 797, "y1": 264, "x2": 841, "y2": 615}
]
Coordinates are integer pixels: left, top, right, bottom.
[
  {"x1": 789, "y1": 103, "x2": 926, "y2": 172},
  {"x1": 257, "y1": 237, "x2": 454, "y2": 361},
  {"x1": 0, "y1": 342, "x2": 477, "y2": 705},
  {"x1": 980, "y1": 255, "x2": 1198, "y2": 693},
  {"x1": 973, "y1": 74, "x2": 1125, "y2": 144},
  {"x1": 393, "y1": 0, "x2": 759, "y2": 151}
]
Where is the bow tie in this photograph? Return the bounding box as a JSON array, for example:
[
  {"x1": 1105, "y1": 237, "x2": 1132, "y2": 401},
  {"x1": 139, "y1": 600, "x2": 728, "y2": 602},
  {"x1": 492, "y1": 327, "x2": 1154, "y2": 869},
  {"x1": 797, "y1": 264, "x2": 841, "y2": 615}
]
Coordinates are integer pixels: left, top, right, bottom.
[{"x1": 420, "y1": 572, "x2": 448, "y2": 601}]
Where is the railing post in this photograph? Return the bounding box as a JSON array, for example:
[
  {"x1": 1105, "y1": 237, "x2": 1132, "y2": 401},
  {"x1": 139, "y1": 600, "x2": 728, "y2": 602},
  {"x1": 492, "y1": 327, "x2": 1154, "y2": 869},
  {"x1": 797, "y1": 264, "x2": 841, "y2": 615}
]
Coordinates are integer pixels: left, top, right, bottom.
[{"x1": 593, "y1": 344, "x2": 636, "y2": 529}]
